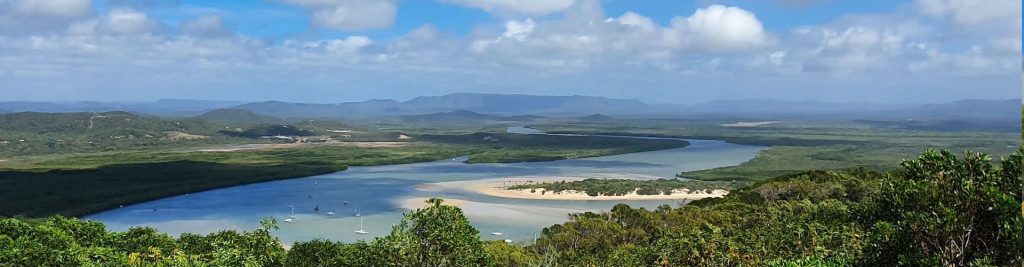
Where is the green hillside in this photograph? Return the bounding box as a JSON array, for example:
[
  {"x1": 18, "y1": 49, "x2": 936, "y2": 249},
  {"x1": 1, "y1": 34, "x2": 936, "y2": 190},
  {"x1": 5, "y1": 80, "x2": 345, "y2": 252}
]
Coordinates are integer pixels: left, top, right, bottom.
[{"x1": 194, "y1": 109, "x2": 284, "y2": 125}]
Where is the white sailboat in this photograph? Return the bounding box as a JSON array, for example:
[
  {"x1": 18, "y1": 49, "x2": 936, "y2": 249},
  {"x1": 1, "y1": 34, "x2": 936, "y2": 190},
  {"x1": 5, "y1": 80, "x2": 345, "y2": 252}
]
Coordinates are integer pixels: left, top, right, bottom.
[
  {"x1": 354, "y1": 217, "x2": 369, "y2": 235},
  {"x1": 326, "y1": 211, "x2": 335, "y2": 216},
  {"x1": 283, "y1": 204, "x2": 295, "y2": 223}
]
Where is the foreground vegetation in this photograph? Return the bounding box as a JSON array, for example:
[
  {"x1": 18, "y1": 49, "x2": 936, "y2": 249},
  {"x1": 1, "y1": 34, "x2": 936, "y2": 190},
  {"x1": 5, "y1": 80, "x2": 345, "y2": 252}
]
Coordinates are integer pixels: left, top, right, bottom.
[
  {"x1": 3, "y1": 147, "x2": 1021, "y2": 266},
  {"x1": 507, "y1": 178, "x2": 745, "y2": 196}
]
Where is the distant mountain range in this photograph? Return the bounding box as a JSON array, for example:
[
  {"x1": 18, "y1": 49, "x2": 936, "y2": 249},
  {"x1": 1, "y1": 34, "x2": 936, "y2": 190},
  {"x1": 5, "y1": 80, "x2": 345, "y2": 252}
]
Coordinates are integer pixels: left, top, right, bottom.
[
  {"x1": 0, "y1": 99, "x2": 243, "y2": 117},
  {"x1": 1, "y1": 94, "x2": 1018, "y2": 124},
  {"x1": 400, "y1": 110, "x2": 547, "y2": 123}
]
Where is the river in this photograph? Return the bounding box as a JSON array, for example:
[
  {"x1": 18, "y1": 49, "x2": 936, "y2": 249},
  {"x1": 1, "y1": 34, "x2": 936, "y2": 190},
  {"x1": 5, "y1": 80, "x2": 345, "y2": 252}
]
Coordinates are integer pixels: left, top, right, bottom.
[{"x1": 87, "y1": 127, "x2": 765, "y2": 244}]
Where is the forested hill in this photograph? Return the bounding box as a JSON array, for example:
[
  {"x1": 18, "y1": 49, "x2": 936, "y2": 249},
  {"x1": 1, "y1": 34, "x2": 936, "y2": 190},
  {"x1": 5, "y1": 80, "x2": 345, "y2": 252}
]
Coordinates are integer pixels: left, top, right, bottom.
[{"x1": 0, "y1": 111, "x2": 207, "y2": 136}]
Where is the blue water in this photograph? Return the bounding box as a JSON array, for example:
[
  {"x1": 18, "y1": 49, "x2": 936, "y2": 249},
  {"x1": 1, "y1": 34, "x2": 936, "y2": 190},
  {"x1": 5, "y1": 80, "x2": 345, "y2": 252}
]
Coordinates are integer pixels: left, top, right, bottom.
[{"x1": 87, "y1": 128, "x2": 765, "y2": 244}]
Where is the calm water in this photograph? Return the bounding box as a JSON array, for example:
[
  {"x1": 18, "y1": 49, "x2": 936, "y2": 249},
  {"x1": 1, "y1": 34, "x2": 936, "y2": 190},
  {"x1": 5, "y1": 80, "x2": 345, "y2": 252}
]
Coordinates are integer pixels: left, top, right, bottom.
[{"x1": 87, "y1": 127, "x2": 765, "y2": 244}]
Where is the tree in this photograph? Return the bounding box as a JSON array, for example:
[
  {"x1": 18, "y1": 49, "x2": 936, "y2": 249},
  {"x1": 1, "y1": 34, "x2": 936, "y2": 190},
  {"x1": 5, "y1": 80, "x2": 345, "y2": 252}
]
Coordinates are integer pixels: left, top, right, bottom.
[
  {"x1": 374, "y1": 198, "x2": 490, "y2": 266},
  {"x1": 870, "y1": 149, "x2": 1023, "y2": 266}
]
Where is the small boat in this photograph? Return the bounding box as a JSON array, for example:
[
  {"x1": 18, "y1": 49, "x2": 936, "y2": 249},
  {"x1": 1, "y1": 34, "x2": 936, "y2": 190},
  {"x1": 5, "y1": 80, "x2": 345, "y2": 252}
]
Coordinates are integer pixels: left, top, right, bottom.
[
  {"x1": 284, "y1": 218, "x2": 293, "y2": 223},
  {"x1": 490, "y1": 232, "x2": 504, "y2": 236},
  {"x1": 354, "y1": 207, "x2": 361, "y2": 217},
  {"x1": 326, "y1": 211, "x2": 336, "y2": 216},
  {"x1": 354, "y1": 217, "x2": 369, "y2": 235}
]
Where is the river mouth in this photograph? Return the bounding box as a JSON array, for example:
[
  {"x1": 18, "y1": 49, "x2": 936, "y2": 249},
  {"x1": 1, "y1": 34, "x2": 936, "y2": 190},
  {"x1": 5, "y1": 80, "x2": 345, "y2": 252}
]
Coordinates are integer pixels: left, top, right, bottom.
[{"x1": 86, "y1": 128, "x2": 766, "y2": 244}]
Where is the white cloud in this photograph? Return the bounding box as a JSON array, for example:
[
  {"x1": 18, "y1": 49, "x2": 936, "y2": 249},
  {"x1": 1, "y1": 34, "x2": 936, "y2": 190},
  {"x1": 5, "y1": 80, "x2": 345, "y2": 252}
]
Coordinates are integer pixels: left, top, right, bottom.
[
  {"x1": 103, "y1": 8, "x2": 157, "y2": 34},
  {"x1": 0, "y1": 0, "x2": 93, "y2": 35},
  {"x1": 917, "y1": 0, "x2": 1021, "y2": 27},
  {"x1": 440, "y1": 0, "x2": 575, "y2": 16},
  {"x1": 181, "y1": 14, "x2": 231, "y2": 38},
  {"x1": 278, "y1": 0, "x2": 396, "y2": 31},
  {"x1": 0, "y1": 1, "x2": 1019, "y2": 102},
  {"x1": 15, "y1": 0, "x2": 92, "y2": 18},
  {"x1": 672, "y1": 5, "x2": 768, "y2": 52},
  {"x1": 916, "y1": 0, "x2": 1021, "y2": 55}
]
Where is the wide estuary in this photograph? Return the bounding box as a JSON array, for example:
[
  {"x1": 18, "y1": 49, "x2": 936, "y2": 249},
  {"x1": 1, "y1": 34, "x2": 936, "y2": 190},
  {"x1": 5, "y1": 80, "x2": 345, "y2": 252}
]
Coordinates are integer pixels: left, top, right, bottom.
[{"x1": 88, "y1": 128, "x2": 765, "y2": 244}]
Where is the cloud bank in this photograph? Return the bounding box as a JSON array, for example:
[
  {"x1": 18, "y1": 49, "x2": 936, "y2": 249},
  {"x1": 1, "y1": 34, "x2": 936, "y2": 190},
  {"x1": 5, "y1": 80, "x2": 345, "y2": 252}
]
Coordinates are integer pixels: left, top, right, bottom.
[{"x1": 0, "y1": 0, "x2": 1018, "y2": 103}]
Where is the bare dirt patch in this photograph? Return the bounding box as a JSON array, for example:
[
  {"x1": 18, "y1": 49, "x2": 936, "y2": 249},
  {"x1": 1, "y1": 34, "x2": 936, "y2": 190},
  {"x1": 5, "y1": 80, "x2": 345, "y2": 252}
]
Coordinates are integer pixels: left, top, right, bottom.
[{"x1": 195, "y1": 141, "x2": 409, "y2": 152}]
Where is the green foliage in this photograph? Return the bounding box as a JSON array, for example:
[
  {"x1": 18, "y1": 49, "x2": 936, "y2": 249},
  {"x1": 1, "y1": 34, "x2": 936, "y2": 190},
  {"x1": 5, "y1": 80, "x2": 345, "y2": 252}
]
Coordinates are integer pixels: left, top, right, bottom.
[
  {"x1": 417, "y1": 132, "x2": 689, "y2": 163},
  {"x1": 532, "y1": 147, "x2": 1023, "y2": 266},
  {"x1": 0, "y1": 161, "x2": 346, "y2": 217},
  {"x1": 0, "y1": 216, "x2": 285, "y2": 266},
  {"x1": 220, "y1": 125, "x2": 315, "y2": 138},
  {"x1": 508, "y1": 178, "x2": 746, "y2": 196},
  {"x1": 865, "y1": 149, "x2": 1023, "y2": 266},
  {"x1": 2, "y1": 148, "x2": 1021, "y2": 266},
  {"x1": 374, "y1": 198, "x2": 491, "y2": 266}
]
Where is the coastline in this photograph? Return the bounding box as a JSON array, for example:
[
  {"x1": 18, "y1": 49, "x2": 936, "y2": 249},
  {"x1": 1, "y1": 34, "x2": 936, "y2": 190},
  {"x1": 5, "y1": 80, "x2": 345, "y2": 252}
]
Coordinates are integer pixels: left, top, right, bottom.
[
  {"x1": 475, "y1": 181, "x2": 728, "y2": 200},
  {"x1": 420, "y1": 176, "x2": 729, "y2": 201}
]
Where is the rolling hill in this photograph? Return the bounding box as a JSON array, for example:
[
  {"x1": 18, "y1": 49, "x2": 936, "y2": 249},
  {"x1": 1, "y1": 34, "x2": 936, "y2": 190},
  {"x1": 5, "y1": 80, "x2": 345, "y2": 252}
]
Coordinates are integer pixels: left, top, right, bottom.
[{"x1": 195, "y1": 109, "x2": 284, "y2": 125}]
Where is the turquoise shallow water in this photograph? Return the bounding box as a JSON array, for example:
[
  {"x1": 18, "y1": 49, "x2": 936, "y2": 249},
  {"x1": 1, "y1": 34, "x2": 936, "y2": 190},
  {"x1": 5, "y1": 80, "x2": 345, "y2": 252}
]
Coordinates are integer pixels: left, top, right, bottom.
[{"x1": 87, "y1": 128, "x2": 765, "y2": 244}]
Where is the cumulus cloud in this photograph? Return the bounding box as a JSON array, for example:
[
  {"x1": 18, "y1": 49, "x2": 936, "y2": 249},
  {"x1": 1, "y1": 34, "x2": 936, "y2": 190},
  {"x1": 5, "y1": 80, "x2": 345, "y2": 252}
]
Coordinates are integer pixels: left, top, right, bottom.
[
  {"x1": 917, "y1": 0, "x2": 1021, "y2": 27},
  {"x1": 0, "y1": 1, "x2": 1019, "y2": 102},
  {"x1": 103, "y1": 8, "x2": 157, "y2": 34},
  {"x1": 440, "y1": 0, "x2": 576, "y2": 16},
  {"x1": 14, "y1": 0, "x2": 92, "y2": 18},
  {"x1": 0, "y1": 0, "x2": 93, "y2": 35},
  {"x1": 671, "y1": 5, "x2": 769, "y2": 52},
  {"x1": 916, "y1": 0, "x2": 1021, "y2": 55},
  {"x1": 278, "y1": 0, "x2": 396, "y2": 31},
  {"x1": 180, "y1": 14, "x2": 231, "y2": 38}
]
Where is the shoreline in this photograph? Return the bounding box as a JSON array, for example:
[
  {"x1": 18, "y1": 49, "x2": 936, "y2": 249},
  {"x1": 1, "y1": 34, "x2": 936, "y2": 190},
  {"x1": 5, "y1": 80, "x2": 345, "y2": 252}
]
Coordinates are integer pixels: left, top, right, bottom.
[{"x1": 422, "y1": 176, "x2": 729, "y2": 201}]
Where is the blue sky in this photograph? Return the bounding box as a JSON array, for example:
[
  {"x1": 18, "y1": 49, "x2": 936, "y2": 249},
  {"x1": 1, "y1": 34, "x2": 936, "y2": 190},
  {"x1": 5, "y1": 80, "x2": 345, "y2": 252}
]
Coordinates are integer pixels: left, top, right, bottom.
[{"x1": 0, "y1": 0, "x2": 1019, "y2": 104}]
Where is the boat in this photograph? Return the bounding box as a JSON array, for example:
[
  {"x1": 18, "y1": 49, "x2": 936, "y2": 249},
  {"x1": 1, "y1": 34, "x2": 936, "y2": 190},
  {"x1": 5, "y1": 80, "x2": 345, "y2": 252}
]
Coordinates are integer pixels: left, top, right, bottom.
[
  {"x1": 354, "y1": 217, "x2": 369, "y2": 235},
  {"x1": 284, "y1": 218, "x2": 293, "y2": 223},
  {"x1": 326, "y1": 211, "x2": 335, "y2": 216},
  {"x1": 354, "y1": 207, "x2": 361, "y2": 217},
  {"x1": 491, "y1": 232, "x2": 504, "y2": 236}
]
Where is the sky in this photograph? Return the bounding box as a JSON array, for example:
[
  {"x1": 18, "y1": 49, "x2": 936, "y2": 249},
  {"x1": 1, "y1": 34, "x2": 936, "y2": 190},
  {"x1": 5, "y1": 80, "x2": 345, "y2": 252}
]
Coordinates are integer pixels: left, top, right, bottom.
[{"x1": 0, "y1": 0, "x2": 1020, "y2": 104}]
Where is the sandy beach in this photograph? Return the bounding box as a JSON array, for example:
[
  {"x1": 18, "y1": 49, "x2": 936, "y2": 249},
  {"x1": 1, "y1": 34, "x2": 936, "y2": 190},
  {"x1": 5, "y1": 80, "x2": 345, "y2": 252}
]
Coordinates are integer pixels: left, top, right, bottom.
[
  {"x1": 472, "y1": 181, "x2": 728, "y2": 200},
  {"x1": 721, "y1": 121, "x2": 781, "y2": 127},
  {"x1": 396, "y1": 196, "x2": 587, "y2": 226},
  {"x1": 418, "y1": 176, "x2": 729, "y2": 201}
]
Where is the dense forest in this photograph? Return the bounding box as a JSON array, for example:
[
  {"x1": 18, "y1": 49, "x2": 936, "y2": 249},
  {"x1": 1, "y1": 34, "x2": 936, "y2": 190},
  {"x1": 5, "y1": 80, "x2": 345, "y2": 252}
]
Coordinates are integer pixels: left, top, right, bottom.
[{"x1": 2, "y1": 147, "x2": 1021, "y2": 266}]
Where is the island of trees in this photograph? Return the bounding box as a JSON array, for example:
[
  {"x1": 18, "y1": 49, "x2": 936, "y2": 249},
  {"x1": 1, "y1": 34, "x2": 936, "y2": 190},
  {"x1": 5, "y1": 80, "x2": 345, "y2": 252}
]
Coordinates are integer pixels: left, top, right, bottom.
[
  {"x1": 507, "y1": 178, "x2": 746, "y2": 196},
  {"x1": 2, "y1": 148, "x2": 1021, "y2": 266}
]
